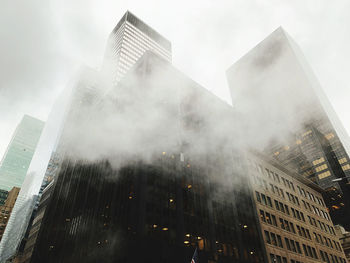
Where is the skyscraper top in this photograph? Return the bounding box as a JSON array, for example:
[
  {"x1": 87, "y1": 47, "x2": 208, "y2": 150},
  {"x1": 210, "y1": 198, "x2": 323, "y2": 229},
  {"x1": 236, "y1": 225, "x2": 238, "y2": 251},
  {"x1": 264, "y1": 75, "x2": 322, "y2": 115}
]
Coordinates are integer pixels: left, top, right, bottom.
[
  {"x1": 112, "y1": 10, "x2": 172, "y2": 52},
  {"x1": 103, "y1": 10, "x2": 172, "y2": 84}
]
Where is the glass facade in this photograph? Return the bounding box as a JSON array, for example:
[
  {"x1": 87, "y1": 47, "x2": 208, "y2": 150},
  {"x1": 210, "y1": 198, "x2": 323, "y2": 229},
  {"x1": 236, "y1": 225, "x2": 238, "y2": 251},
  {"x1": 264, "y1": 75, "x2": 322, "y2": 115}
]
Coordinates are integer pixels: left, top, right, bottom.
[
  {"x1": 0, "y1": 115, "x2": 44, "y2": 191},
  {"x1": 226, "y1": 27, "x2": 350, "y2": 230}
]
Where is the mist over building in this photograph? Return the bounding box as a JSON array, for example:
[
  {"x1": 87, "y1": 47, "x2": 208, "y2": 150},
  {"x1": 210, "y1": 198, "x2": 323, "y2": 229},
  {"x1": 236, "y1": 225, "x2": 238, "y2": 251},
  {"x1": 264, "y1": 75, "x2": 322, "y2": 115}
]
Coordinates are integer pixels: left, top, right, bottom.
[
  {"x1": 226, "y1": 27, "x2": 350, "y2": 230},
  {"x1": 4, "y1": 11, "x2": 349, "y2": 263},
  {"x1": 27, "y1": 52, "x2": 266, "y2": 263}
]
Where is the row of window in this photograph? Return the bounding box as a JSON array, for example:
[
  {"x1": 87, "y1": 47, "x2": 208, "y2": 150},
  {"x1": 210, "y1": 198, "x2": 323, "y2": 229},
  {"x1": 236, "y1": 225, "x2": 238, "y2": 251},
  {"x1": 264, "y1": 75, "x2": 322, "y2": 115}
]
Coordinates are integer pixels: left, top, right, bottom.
[
  {"x1": 259, "y1": 209, "x2": 311, "y2": 241},
  {"x1": 302, "y1": 243, "x2": 319, "y2": 259},
  {"x1": 123, "y1": 31, "x2": 168, "y2": 59},
  {"x1": 296, "y1": 185, "x2": 325, "y2": 207},
  {"x1": 125, "y1": 22, "x2": 170, "y2": 55},
  {"x1": 264, "y1": 230, "x2": 283, "y2": 248},
  {"x1": 320, "y1": 249, "x2": 346, "y2": 263},
  {"x1": 269, "y1": 253, "x2": 287, "y2": 263},
  {"x1": 313, "y1": 232, "x2": 342, "y2": 251},
  {"x1": 274, "y1": 200, "x2": 290, "y2": 216},
  {"x1": 260, "y1": 210, "x2": 277, "y2": 227},
  {"x1": 302, "y1": 199, "x2": 330, "y2": 221},
  {"x1": 268, "y1": 231, "x2": 345, "y2": 263},
  {"x1": 125, "y1": 22, "x2": 171, "y2": 55},
  {"x1": 256, "y1": 191, "x2": 273, "y2": 208},
  {"x1": 260, "y1": 218, "x2": 342, "y2": 262},
  {"x1": 290, "y1": 207, "x2": 305, "y2": 222},
  {"x1": 285, "y1": 237, "x2": 303, "y2": 254},
  {"x1": 296, "y1": 225, "x2": 311, "y2": 240},
  {"x1": 248, "y1": 159, "x2": 327, "y2": 211},
  {"x1": 307, "y1": 215, "x2": 335, "y2": 236},
  {"x1": 256, "y1": 190, "x2": 335, "y2": 236},
  {"x1": 270, "y1": 183, "x2": 285, "y2": 198},
  {"x1": 286, "y1": 192, "x2": 300, "y2": 206},
  {"x1": 253, "y1": 166, "x2": 328, "y2": 225},
  {"x1": 124, "y1": 23, "x2": 171, "y2": 59}
]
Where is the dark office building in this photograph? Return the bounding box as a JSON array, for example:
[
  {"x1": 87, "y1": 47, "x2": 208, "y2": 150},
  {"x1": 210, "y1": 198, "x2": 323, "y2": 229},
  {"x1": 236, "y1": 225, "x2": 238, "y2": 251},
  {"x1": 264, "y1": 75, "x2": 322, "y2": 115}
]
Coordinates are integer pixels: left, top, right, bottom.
[
  {"x1": 226, "y1": 27, "x2": 350, "y2": 230},
  {"x1": 28, "y1": 52, "x2": 266, "y2": 263}
]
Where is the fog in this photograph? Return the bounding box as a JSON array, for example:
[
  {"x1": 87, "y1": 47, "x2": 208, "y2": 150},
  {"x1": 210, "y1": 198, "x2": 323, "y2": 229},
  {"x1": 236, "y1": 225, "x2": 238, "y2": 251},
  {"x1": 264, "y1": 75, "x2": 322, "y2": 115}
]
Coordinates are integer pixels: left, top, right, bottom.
[
  {"x1": 1, "y1": 0, "x2": 350, "y2": 160},
  {"x1": 1, "y1": 2, "x2": 350, "y2": 259}
]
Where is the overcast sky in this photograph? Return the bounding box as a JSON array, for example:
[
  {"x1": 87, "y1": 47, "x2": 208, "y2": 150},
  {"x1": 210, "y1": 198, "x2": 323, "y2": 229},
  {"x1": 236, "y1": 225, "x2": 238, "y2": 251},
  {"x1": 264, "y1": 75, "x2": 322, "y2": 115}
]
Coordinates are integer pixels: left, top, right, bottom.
[{"x1": 1, "y1": 0, "x2": 349, "y2": 158}]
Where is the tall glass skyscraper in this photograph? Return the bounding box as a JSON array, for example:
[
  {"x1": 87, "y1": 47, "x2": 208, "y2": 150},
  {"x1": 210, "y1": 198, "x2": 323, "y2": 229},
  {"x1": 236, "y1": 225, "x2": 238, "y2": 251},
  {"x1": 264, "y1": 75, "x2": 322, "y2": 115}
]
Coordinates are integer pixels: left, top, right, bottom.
[
  {"x1": 226, "y1": 27, "x2": 350, "y2": 229},
  {"x1": 0, "y1": 115, "x2": 44, "y2": 191},
  {"x1": 102, "y1": 10, "x2": 172, "y2": 84}
]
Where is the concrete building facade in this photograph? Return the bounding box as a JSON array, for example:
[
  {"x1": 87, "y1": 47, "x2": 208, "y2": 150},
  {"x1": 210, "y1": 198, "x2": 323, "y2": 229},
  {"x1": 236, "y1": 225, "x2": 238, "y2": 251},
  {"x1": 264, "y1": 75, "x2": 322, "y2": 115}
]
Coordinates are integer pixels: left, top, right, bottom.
[{"x1": 248, "y1": 153, "x2": 348, "y2": 263}]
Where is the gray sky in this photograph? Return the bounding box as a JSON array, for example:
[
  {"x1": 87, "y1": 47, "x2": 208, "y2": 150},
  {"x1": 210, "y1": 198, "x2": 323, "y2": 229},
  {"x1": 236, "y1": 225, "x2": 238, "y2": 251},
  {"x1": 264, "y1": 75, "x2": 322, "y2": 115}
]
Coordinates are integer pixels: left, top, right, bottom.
[{"x1": 1, "y1": 0, "x2": 349, "y2": 158}]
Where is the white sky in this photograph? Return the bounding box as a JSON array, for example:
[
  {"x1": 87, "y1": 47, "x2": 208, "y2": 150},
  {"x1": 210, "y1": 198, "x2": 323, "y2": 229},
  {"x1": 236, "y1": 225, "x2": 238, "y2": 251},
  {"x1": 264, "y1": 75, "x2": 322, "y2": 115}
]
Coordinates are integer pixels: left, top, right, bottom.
[{"x1": 1, "y1": 0, "x2": 350, "y2": 158}]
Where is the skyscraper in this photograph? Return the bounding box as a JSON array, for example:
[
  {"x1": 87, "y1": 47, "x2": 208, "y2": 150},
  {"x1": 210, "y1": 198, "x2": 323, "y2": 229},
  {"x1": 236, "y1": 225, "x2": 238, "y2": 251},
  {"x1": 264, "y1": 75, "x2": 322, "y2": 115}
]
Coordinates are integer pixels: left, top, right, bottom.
[
  {"x1": 226, "y1": 27, "x2": 350, "y2": 229},
  {"x1": 0, "y1": 115, "x2": 44, "y2": 191},
  {"x1": 28, "y1": 52, "x2": 266, "y2": 263},
  {"x1": 102, "y1": 10, "x2": 172, "y2": 84}
]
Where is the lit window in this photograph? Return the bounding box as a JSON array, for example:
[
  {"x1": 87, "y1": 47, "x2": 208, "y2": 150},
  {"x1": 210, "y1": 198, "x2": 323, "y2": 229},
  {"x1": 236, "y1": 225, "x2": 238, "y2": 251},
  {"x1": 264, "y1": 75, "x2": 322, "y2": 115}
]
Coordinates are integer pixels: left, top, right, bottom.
[
  {"x1": 315, "y1": 164, "x2": 328, "y2": 172},
  {"x1": 302, "y1": 130, "x2": 312, "y2": 137},
  {"x1": 318, "y1": 171, "x2": 331, "y2": 180},
  {"x1": 325, "y1": 133, "x2": 335, "y2": 140},
  {"x1": 338, "y1": 158, "x2": 347, "y2": 164},
  {"x1": 312, "y1": 157, "x2": 325, "y2": 166},
  {"x1": 342, "y1": 164, "x2": 350, "y2": 171}
]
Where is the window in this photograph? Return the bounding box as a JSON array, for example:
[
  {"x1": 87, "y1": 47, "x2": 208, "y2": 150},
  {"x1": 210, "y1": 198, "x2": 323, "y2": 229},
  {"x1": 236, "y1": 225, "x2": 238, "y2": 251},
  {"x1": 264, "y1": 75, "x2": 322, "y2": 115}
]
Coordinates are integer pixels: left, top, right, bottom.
[
  {"x1": 284, "y1": 220, "x2": 290, "y2": 232},
  {"x1": 284, "y1": 205, "x2": 289, "y2": 215},
  {"x1": 255, "y1": 191, "x2": 261, "y2": 202},
  {"x1": 290, "y1": 240, "x2": 296, "y2": 252},
  {"x1": 277, "y1": 235, "x2": 283, "y2": 248},
  {"x1": 279, "y1": 218, "x2": 285, "y2": 229},
  {"x1": 264, "y1": 231, "x2": 271, "y2": 244},
  {"x1": 290, "y1": 222, "x2": 296, "y2": 233},
  {"x1": 271, "y1": 233, "x2": 277, "y2": 246},
  {"x1": 311, "y1": 247, "x2": 318, "y2": 259},
  {"x1": 285, "y1": 238, "x2": 291, "y2": 250},
  {"x1": 267, "y1": 196, "x2": 272, "y2": 207},
  {"x1": 303, "y1": 244, "x2": 308, "y2": 256},
  {"x1": 305, "y1": 229, "x2": 311, "y2": 239},
  {"x1": 271, "y1": 215, "x2": 277, "y2": 226},
  {"x1": 295, "y1": 241, "x2": 301, "y2": 254},
  {"x1": 261, "y1": 194, "x2": 267, "y2": 205},
  {"x1": 280, "y1": 203, "x2": 285, "y2": 213},
  {"x1": 266, "y1": 212, "x2": 272, "y2": 224}
]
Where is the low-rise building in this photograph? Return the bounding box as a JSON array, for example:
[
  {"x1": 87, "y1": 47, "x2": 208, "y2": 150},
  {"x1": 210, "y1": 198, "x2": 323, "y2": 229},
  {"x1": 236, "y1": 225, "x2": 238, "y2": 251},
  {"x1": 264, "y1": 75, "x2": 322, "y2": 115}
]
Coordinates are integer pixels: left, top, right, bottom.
[
  {"x1": 248, "y1": 153, "x2": 348, "y2": 263},
  {"x1": 0, "y1": 187, "x2": 20, "y2": 241}
]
